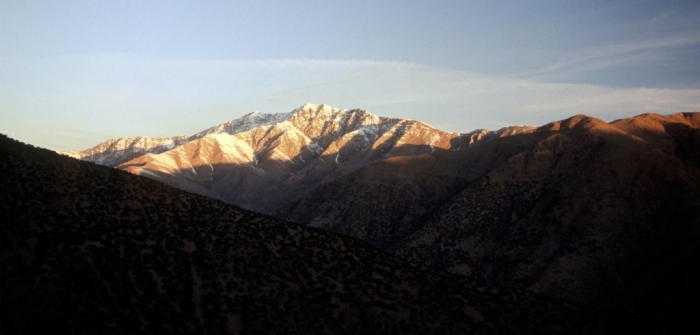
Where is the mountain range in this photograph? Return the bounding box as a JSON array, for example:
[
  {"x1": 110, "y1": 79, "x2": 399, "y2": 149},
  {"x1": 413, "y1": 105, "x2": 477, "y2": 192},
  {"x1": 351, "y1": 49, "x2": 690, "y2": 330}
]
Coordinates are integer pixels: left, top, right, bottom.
[
  {"x1": 62, "y1": 104, "x2": 533, "y2": 212},
  {"x1": 1, "y1": 134, "x2": 605, "y2": 334},
  {"x1": 60, "y1": 104, "x2": 700, "y2": 332}
]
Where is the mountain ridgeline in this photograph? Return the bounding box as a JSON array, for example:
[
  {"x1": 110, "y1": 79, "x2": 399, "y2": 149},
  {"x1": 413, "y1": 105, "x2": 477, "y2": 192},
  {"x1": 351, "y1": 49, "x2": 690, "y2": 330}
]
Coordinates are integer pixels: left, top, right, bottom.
[
  {"x1": 60, "y1": 104, "x2": 700, "y2": 331},
  {"x1": 62, "y1": 104, "x2": 533, "y2": 212},
  {"x1": 275, "y1": 111, "x2": 700, "y2": 329},
  {"x1": 1, "y1": 134, "x2": 603, "y2": 334}
]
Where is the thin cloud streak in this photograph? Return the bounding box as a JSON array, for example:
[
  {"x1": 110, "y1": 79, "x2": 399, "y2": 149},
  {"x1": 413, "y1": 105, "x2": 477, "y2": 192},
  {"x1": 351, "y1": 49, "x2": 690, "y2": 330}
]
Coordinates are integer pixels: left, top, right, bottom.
[
  {"x1": 2, "y1": 54, "x2": 699, "y2": 150},
  {"x1": 515, "y1": 33, "x2": 700, "y2": 81}
]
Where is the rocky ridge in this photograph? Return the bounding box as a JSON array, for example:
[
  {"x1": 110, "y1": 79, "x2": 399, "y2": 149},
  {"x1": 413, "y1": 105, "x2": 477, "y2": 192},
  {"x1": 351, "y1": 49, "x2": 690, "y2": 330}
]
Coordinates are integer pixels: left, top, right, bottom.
[
  {"x1": 66, "y1": 103, "x2": 535, "y2": 211},
  {"x1": 277, "y1": 112, "x2": 700, "y2": 332}
]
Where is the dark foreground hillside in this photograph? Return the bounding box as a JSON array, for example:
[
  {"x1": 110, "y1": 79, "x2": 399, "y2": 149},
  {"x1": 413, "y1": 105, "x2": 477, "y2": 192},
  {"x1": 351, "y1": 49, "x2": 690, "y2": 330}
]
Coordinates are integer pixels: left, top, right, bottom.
[{"x1": 0, "y1": 135, "x2": 607, "y2": 334}]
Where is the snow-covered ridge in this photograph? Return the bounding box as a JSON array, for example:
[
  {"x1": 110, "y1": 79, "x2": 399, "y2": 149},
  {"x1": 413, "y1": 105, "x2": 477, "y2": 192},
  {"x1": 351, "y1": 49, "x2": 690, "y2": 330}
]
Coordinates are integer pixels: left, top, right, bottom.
[
  {"x1": 60, "y1": 103, "x2": 538, "y2": 168},
  {"x1": 191, "y1": 111, "x2": 292, "y2": 139},
  {"x1": 59, "y1": 103, "x2": 546, "y2": 213},
  {"x1": 58, "y1": 136, "x2": 189, "y2": 166},
  {"x1": 61, "y1": 104, "x2": 356, "y2": 166},
  {"x1": 61, "y1": 104, "x2": 337, "y2": 163}
]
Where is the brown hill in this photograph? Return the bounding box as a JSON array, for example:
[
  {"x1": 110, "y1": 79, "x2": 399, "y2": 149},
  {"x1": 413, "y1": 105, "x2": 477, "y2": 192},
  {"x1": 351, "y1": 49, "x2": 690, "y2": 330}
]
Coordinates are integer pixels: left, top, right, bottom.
[
  {"x1": 0, "y1": 135, "x2": 606, "y2": 334},
  {"x1": 275, "y1": 112, "x2": 700, "y2": 331}
]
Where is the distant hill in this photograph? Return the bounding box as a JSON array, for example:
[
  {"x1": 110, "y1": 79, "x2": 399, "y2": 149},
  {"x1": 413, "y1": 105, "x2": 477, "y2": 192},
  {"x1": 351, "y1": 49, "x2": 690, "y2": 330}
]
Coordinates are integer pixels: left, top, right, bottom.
[{"x1": 0, "y1": 135, "x2": 605, "y2": 334}]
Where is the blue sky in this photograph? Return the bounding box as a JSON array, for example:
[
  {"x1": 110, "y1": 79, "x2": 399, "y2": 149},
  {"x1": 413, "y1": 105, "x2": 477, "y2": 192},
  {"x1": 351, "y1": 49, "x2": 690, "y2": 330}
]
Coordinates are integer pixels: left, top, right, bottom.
[{"x1": 2, "y1": 0, "x2": 699, "y2": 151}]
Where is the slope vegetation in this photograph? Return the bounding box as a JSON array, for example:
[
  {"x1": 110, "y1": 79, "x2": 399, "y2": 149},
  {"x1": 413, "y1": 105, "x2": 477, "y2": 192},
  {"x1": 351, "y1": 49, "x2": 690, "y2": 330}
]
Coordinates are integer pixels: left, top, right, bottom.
[
  {"x1": 278, "y1": 113, "x2": 700, "y2": 331},
  {"x1": 0, "y1": 135, "x2": 605, "y2": 334}
]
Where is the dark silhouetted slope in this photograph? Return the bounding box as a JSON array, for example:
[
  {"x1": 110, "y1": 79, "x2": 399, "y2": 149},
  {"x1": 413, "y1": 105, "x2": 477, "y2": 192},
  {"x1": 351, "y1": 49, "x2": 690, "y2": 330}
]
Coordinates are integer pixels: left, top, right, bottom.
[{"x1": 0, "y1": 135, "x2": 606, "y2": 334}]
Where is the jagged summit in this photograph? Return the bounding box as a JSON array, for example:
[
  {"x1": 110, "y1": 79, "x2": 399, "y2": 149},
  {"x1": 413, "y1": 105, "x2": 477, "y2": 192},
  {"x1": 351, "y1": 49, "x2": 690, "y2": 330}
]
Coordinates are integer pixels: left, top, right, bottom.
[
  {"x1": 191, "y1": 110, "x2": 291, "y2": 139},
  {"x1": 293, "y1": 103, "x2": 344, "y2": 115},
  {"x1": 61, "y1": 104, "x2": 438, "y2": 165},
  {"x1": 62, "y1": 104, "x2": 536, "y2": 211},
  {"x1": 108, "y1": 104, "x2": 469, "y2": 211}
]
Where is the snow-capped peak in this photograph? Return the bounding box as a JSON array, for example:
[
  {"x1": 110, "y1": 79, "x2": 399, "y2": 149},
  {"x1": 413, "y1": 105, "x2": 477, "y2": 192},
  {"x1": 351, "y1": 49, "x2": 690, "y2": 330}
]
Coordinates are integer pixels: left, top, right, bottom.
[{"x1": 61, "y1": 103, "x2": 533, "y2": 170}]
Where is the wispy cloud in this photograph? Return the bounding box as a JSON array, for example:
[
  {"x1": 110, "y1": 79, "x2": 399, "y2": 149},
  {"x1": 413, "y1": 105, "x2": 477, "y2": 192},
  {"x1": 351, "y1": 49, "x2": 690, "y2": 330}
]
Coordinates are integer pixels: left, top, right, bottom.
[
  {"x1": 514, "y1": 33, "x2": 700, "y2": 81},
  {"x1": 3, "y1": 54, "x2": 700, "y2": 150}
]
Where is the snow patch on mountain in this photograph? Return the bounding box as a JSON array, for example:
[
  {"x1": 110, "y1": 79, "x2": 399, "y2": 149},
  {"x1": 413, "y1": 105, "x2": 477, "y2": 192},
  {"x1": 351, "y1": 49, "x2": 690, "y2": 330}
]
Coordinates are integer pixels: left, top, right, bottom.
[
  {"x1": 192, "y1": 111, "x2": 292, "y2": 139},
  {"x1": 354, "y1": 126, "x2": 380, "y2": 144},
  {"x1": 307, "y1": 142, "x2": 324, "y2": 155}
]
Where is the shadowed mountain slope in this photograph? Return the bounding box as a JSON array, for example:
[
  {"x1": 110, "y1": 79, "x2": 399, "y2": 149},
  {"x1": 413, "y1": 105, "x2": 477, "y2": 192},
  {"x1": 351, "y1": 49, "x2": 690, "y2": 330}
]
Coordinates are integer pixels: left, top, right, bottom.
[
  {"x1": 277, "y1": 113, "x2": 700, "y2": 332},
  {"x1": 0, "y1": 135, "x2": 608, "y2": 334},
  {"x1": 274, "y1": 126, "x2": 541, "y2": 248}
]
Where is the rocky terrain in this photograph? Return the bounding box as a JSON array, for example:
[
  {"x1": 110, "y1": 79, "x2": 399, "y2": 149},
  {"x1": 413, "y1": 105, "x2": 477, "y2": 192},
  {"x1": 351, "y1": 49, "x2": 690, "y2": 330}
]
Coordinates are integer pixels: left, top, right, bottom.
[
  {"x1": 0, "y1": 135, "x2": 607, "y2": 334},
  {"x1": 277, "y1": 112, "x2": 700, "y2": 332},
  {"x1": 62, "y1": 104, "x2": 534, "y2": 212},
  {"x1": 59, "y1": 105, "x2": 700, "y2": 332}
]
